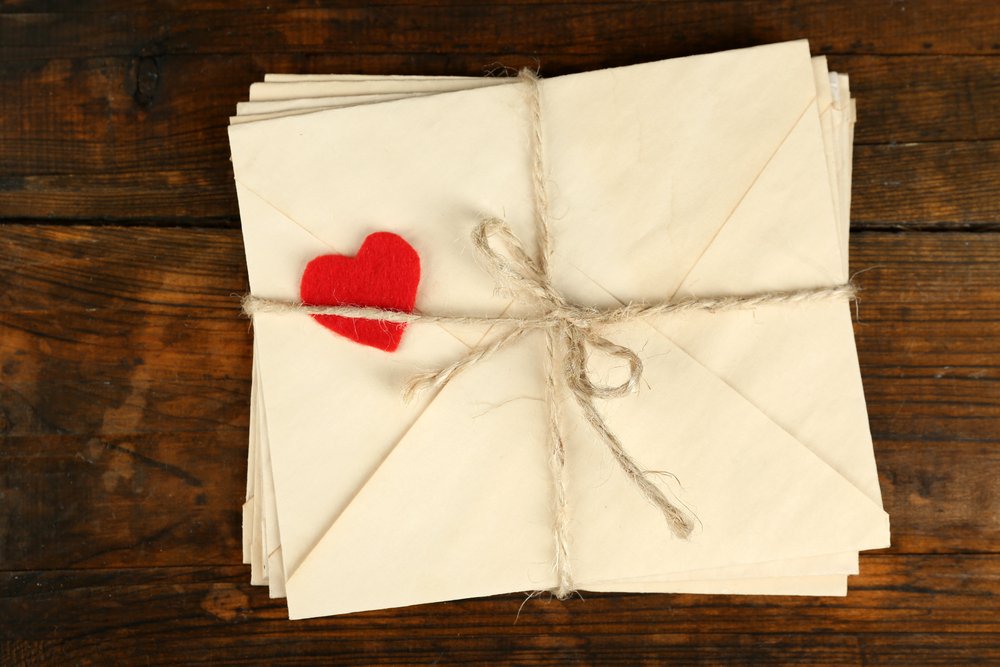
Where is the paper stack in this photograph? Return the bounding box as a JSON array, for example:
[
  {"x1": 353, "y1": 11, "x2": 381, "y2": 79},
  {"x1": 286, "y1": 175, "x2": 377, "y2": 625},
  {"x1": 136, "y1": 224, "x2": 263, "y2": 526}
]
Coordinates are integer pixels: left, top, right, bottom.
[{"x1": 229, "y1": 40, "x2": 889, "y2": 620}]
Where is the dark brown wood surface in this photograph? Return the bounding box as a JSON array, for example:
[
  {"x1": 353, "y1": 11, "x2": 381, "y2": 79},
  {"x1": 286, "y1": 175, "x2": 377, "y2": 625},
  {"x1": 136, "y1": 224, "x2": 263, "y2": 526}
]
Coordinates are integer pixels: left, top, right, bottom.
[{"x1": 1, "y1": 2, "x2": 998, "y2": 665}]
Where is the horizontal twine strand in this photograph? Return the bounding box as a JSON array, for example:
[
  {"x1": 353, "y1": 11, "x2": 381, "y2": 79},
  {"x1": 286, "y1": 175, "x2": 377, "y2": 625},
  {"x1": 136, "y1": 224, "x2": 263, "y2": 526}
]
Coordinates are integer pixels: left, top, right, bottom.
[{"x1": 241, "y1": 283, "x2": 855, "y2": 327}]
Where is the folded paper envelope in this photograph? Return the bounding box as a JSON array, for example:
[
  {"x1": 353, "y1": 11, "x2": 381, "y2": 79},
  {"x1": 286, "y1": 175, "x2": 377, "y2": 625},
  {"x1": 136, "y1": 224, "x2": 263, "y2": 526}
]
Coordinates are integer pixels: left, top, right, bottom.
[
  {"x1": 237, "y1": 57, "x2": 867, "y2": 603},
  {"x1": 238, "y1": 49, "x2": 880, "y2": 604},
  {"x1": 230, "y1": 40, "x2": 889, "y2": 619}
]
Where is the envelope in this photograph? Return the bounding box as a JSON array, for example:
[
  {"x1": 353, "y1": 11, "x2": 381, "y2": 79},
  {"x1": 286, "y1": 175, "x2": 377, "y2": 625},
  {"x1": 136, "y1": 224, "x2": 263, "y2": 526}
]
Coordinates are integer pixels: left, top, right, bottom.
[
  {"x1": 230, "y1": 40, "x2": 889, "y2": 619},
  {"x1": 236, "y1": 41, "x2": 876, "y2": 604},
  {"x1": 238, "y1": 40, "x2": 880, "y2": 604}
]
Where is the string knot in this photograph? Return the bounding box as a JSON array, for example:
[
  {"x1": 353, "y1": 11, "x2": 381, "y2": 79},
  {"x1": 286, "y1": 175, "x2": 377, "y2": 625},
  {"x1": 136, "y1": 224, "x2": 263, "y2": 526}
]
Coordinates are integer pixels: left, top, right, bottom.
[{"x1": 472, "y1": 216, "x2": 646, "y2": 400}]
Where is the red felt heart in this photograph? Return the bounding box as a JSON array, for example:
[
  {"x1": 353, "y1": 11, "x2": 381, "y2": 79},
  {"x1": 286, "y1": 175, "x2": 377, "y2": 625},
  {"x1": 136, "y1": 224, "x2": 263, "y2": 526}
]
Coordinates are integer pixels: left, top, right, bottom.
[{"x1": 300, "y1": 232, "x2": 421, "y2": 352}]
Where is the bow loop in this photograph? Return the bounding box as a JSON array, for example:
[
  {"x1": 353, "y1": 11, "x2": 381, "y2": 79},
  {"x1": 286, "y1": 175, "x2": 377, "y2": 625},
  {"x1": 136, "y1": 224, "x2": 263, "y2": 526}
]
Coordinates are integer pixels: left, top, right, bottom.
[
  {"x1": 565, "y1": 333, "x2": 644, "y2": 400},
  {"x1": 473, "y1": 218, "x2": 645, "y2": 403},
  {"x1": 473, "y1": 218, "x2": 555, "y2": 303}
]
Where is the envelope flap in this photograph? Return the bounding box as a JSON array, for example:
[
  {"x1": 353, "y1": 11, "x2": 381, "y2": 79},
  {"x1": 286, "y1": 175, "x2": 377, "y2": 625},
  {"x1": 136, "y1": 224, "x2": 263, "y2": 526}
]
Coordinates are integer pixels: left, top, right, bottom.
[
  {"x1": 673, "y1": 93, "x2": 844, "y2": 295},
  {"x1": 566, "y1": 320, "x2": 888, "y2": 585},
  {"x1": 542, "y1": 40, "x2": 828, "y2": 305},
  {"x1": 230, "y1": 83, "x2": 537, "y2": 318},
  {"x1": 653, "y1": 303, "x2": 883, "y2": 504},
  {"x1": 253, "y1": 310, "x2": 473, "y2": 579},
  {"x1": 284, "y1": 332, "x2": 556, "y2": 619}
]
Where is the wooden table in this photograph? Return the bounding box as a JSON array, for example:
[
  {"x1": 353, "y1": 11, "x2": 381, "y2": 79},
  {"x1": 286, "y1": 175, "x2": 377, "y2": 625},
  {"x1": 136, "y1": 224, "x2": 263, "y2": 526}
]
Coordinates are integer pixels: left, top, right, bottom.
[{"x1": 2, "y1": 2, "x2": 998, "y2": 664}]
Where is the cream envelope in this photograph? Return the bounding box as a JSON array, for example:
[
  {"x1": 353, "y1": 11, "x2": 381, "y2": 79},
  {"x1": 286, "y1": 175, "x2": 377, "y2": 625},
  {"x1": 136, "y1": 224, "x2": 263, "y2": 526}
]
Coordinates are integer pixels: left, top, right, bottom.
[
  {"x1": 234, "y1": 41, "x2": 876, "y2": 604},
  {"x1": 237, "y1": 110, "x2": 863, "y2": 605},
  {"x1": 263, "y1": 73, "x2": 485, "y2": 81},
  {"x1": 247, "y1": 75, "x2": 507, "y2": 101},
  {"x1": 239, "y1": 61, "x2": 864, "y2": 597},
  {"x1": 230, "y1": 40, "x2": 888, "y2": 619},
  {"x1": 237, "y1": 46, "x2": 870, "y2": 605}
]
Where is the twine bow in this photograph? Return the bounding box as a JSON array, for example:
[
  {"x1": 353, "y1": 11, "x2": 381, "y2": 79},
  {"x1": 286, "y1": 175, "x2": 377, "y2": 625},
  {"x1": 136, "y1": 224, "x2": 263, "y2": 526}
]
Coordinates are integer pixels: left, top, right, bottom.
[
  {"x1": 433, "y1": 214, "x2": 695, "y2": 597},
  {"x1": 241, "y1": 69, "x2": 856, "y2": 598}
]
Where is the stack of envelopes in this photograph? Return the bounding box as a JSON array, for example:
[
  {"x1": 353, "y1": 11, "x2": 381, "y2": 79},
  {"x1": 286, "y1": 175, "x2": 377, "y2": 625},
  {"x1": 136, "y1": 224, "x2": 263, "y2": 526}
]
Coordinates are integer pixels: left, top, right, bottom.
[{"x1": 229, "y1": 40, "x2": 890, "y2": 620}]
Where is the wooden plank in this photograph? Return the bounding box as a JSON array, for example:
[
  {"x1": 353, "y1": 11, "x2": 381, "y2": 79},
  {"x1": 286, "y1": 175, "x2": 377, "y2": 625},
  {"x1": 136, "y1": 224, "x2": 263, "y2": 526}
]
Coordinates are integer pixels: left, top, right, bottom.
[
  {"x1": 1, "y1": 633, "x2": 999, "y2": 667},
  {"x1": 1, "y1": 53, "x2": 998, "y2": 224},
  {"x1": 0, "y1": 171, "x2": 237, "y2": 222},
  {"x1": 1, "y1": 432, "x2": 994, "y2": 570},
  {"x1": 0, "y1": 433, "x2": 245, "y2": 570},
  {"x1": 2, "y1": 228, "x2": 997, "y2": 439},
  {"x1": 829, "y1": 55, "x2": 1000, "y2": 145},
  {"x1": 3, "y1": 2, "x2": 1000, "y2": 60},
  {"x1": 0, "y1": 558, "x2": 997, "y2": 660},
  {"x1": 3, "y1": 0, "x2": 660, "y2": 9},
  {"x1": 2, "y1": 53, "x2": 997, "y2": 175},
  {"x1": 3, "y1": 634, "x2": 999, "y2": 667},
  {"x1": 4, "y1": 143, "x2": 998, "y2": 225},
  {"x1": 2, "y1": 3, "x2": 995, "y2": 663},
  {"x1": 853, "y1": 142, "x2": 1000, "y2": 228},
  {"x1": 852, "y1": 232, "x2": 1000, "y2": 444},
  {"x1": 875, "y1": 441, "x2": 1000, "y2": 554},
  {"x1": 0, "y1": 227, "x2": 998, "y2": 568}
]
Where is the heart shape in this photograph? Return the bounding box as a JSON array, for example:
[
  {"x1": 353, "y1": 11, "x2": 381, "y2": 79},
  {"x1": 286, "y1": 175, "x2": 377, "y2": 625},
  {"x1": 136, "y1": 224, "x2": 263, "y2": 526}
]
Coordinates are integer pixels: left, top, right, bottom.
[{"x1": 300, "y1": 232, "x2": 421, "y2": 352}]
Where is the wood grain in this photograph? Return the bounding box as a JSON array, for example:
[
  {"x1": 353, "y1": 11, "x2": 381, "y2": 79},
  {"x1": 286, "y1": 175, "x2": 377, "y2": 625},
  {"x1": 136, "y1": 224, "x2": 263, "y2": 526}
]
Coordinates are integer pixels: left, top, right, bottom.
[
  {"x1": 5, "y1": 636, "x2": 997, "y2": 667},
  {"x1": 1, "y1": 53, "x2": 998, "y2": 223},
  {"x1": 2, "y1": 433, "x2": 993, "y2": 571},
  {"x1": 0, "y1": 227, "x2": 997, "y2": 571},
  {"x1": 3, "y1": 1, "x2": 999, "y2": 662},
  {"x1": 0, "y1": 556, "x2": 997, "y2": 665},
  {"x1": 4, "y1": 635, "x2": 999, "y2": 667},
  {"x1": 3, "y1": 2, "x2": 1000, "y2": 61},
  {"x1": 4, "y1": 144, "x2": 997, "y2": 225}
]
